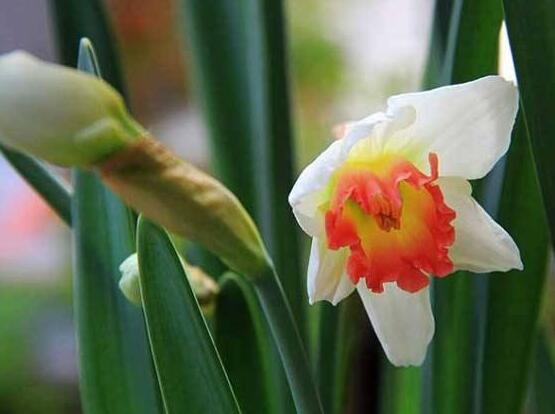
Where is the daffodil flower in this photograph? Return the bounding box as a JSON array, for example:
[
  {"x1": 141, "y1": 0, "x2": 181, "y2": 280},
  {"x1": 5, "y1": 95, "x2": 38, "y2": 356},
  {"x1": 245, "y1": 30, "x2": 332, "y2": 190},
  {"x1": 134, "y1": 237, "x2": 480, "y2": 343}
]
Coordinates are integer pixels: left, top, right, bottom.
[{"x1": 289, "y1": 76, "x2": 522, "y2": 366}]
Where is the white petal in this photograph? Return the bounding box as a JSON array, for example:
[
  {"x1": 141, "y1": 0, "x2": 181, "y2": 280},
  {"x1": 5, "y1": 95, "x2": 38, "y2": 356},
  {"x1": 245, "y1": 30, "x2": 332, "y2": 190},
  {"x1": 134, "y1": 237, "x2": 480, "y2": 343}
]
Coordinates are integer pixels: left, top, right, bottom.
[
  {"x1": 386, "y1": 76, "x2": 519, "y2": 179},
  {"x1": 341, "y1": 112, "x2": 388, "y2": 156},
  {"x1": 289, "y1": 140, "x2": 342, "y2": 237},
  {"x1": 357, "y1": 282, "x2": 434, "y2": 367},
  {"x1": 118, "y1": 253, "x2": 142, "y2": 306},
  {"x1": 290, "y1": 190, "x2": 327, "y2": 237},
  {"x1": 307, "y1": 238, "x2": 355, "y2": 305},
  {"x1": 439, "y1": 177, "x2": 523, "y2": 273},
  {"x1": 289, "y1": 113, "x2": 386, "y2": 236}
]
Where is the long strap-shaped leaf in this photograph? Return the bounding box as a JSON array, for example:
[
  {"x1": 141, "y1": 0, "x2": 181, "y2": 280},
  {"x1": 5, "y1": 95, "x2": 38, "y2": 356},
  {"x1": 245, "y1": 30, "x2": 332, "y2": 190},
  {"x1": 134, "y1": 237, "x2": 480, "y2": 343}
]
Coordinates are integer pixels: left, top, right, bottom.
[
  {"x1": 49, "y1": 0, "x2": 128, "y2": 97},
  {"x1": 137, "y1": 217, "x2": 241, "y2": 414},
  {"x1": 504, "y1": 0, "x2": 555, "y2": 412},
  {"x1": 503, "y1": 0, "x2": 555, "y2": 243},
  {"x1": 215, "y1": 273, "x2": 285, "y2": 414},
  {"x1": 72, "y1": 41, "x2": 162, "y2": 414},
  {"x1": 379, "y1": 2, "x2": 460, "y2": 412},
  {"x1": 430, "y1": 0, "x2": 503, "y2": 413},
  {"x1": 533, "y1": 329, "x2": 555, "y2": 414},
  {"x1": 480, "y1": 115, "x2": 548, "y2": 413},
  {"x1": 180, "y1": 0, "x2": 304, "y2": 327},
  {"x1": 249, "y1": 0, "x2": 304, "y2": 327},
  {"x1": 251, "y1": 269, "x2": 324, "y2": 414},
  {"x1": 179, "y1": 1, "x2": 301, "y2": 411}
]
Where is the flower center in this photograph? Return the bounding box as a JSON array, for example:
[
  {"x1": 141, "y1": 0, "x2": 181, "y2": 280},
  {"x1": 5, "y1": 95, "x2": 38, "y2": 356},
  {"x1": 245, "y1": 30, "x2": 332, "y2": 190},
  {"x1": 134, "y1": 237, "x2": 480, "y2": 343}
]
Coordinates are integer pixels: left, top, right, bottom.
[{"x1": 324, "y1": 152, "x2": 456, "y2": 293}]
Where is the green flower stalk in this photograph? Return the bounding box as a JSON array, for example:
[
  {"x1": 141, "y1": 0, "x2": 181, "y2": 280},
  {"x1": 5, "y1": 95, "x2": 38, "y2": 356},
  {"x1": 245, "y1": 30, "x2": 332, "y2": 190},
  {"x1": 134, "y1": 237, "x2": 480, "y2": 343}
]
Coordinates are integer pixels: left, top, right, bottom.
[{"x1": 0, "y1": 51, "x2": 268, "y2": 275}]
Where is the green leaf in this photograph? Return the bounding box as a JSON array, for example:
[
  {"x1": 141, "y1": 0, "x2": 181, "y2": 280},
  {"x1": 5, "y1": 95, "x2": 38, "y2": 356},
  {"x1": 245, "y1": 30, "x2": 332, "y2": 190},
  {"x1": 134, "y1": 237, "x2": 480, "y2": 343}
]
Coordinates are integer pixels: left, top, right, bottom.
[
  {"x1": 314, "y1": 304, "x2": 342, "y2": 413},
  {"x1": 480, "y1": 114, "x2": 549, "y2": 413},
  {"x1": 448, "y1": 0, "x2": 501, "y2": 82},
  {"x1": 380, "y1": 0, "x2": 463, "y2": 414},
  {"x1": 381, "y1": 365, "x2": 422, "y2": 414},
  {"x1": 249, "y1": 0, "x2": 304, "y2": 325},
  {"x1": 215, "y1": 273, "x2": 284, "y2": 414},
  {"x1": 532, "y1": 329, "x2": 555, "y2": 414},
  {"x1": 502, "y1": 1, "x2": 555, "y2": 242},
  {"x1": 431, "y1": 274, "x2": 475, "y2": 414},
  {"x1": 423, "y1": 0, "x2": 456, "y2": 88},
  {"x1": 136, "y1": 217, "x2": 241, "y2": 414},
  {"x1": 315, "y1": 298, "x2": 369, "y2": 414},
  {"x1": 179, "y1": 0, "x2": 304, "y2": 327},
  {"x1": 428, "y1": 1, "x2": 503, "y2": 414},
  {"x1": 179, "y1": 0, "x2": 258, "y2": 212},
  {"x1": 179, "y1": 1, "x2": 301, "y2": 411},
  {"x1": 49, "y1": 0, "x2": 127, "y2": 96},
  {"x1": 71, "y1": 41, "x2": 161, "y2": 414},
  {"x1": 0, "y1": 146, "x2": 72, "y2": 225},
  {"x1": 251, "y1": 270, "x2": 324, "y2": 414}
]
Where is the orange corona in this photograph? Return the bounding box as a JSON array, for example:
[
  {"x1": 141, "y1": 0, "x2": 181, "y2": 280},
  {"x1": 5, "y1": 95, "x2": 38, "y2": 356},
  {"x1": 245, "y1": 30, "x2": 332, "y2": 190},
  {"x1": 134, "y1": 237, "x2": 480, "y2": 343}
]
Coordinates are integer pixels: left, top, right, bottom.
[{"x1": 324, "y1": 153, "x2": 456, "y2": 293}]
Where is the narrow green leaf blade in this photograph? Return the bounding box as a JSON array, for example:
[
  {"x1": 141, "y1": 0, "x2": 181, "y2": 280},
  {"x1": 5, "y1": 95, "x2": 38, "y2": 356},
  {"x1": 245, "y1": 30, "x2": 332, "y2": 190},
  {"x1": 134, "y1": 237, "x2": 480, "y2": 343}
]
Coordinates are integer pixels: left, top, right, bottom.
[
  {"x1": 179, "y1": 1, "x2": 300, "y2": 411},
  {"x1": 137, "y1": 217, "x2": 241, "y2": 414},
  {"x1": 532, "y1": 329, "x2": 555, "y2": 414},
  {"x1": 73, "y1": 172, "x2": 160, "y2": 414},
  {"x1": 481, "y1": 115, "x2": 548, "y2": 413},
  {"x1": 430, "y1": 1, "x2": 503, "y2": 414},
  {"x1": 316, "y1": 298, "x2": 371, "y2": 414},
  {"x1": 432, "y1": 274, "x2": 475, "y2": 414},
  {"x1": 423, "y1": 0, "x2": 456, "y2": 88},
  {"x1": 250, "y1": 0, "x2": 305, "y2": 328},
  {"x1": 381, "y1": 366, "x2": 422, "y2": 414},
  {"x1": 49, "y1": 0, "x2": 127, "y2": 96},
  {"x1": 503, "y1": 0, "x2": 555, "y2": 243},
  {"x1": 179, "y1": 0, "x2": 304, "y2": 327},
  {"x1": 1, "y1": 146, "x2": 72, "y2": 225},
  {"x1": 215, "y1": 273, "x2": 284, "y2": 414},
  {"x1": 314, "y1": 304, "x2": 341, "y2": 413},
  {"x1": 179, "y1": 0, "x2": 258, "y2": 212},
  {"x1": 71, "y1": 41, "x2": 161, "y2": 414},
  {"x1": 252, "y1": 270, "x2": 324, "y2": 414}
]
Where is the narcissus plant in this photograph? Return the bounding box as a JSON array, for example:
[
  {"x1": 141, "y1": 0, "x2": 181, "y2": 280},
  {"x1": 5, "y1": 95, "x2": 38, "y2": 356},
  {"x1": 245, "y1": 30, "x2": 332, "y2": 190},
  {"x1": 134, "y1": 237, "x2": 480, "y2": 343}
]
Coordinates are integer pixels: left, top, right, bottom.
[
  {"x1": 0, "y1": 51, "x2": 268, "y2": 276},
  {"x1": 289, "y1": 76, "x2": 522, "y2": 366}
]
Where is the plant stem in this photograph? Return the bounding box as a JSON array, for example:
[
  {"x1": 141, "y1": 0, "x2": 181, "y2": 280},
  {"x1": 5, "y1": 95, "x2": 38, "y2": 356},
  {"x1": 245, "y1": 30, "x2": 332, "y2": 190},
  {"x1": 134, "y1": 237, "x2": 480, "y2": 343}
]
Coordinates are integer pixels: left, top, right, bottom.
[{"x1": 252, "y1": 267, "x2": 323, "y2": 414}]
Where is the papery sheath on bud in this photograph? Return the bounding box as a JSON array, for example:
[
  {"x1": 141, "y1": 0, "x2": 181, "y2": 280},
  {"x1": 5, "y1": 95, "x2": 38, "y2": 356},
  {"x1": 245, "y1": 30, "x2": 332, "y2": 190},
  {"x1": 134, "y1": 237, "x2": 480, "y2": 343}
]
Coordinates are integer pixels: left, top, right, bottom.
[{"x1": 101, "y1": 138, "x2": 268, "y2": 275}]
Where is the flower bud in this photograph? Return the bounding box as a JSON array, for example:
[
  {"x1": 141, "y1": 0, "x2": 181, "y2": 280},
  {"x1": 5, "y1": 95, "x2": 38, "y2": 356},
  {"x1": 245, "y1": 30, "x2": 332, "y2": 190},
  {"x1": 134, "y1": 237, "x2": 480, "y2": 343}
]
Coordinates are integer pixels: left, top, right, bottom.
[
  {"x1": 0, "y1": 51, "x2": 269, "y2": 276},
  {"x1": 118, "y1": 253, "x2": 220, "y2": 312},
  {"x1": 102, "y1": 138, "x2": 269, "y2": 276},
  {"x1": 180, "y1": 261, "x2": 220, "y2": 315},
  {"x1": 119, "y1": 253, "x2": 142, "y2": 306},
  {"x1": 0, "y1": 51, "x2": 144, "y2": 166}
]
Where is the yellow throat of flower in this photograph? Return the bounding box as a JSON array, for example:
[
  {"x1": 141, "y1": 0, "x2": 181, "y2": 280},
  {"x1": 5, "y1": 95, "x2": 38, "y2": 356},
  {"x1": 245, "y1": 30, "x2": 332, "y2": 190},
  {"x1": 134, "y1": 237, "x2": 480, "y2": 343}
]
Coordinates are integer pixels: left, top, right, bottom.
[{"x1": 321, "y1": 150, "x2": 456, "y2": 293}]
